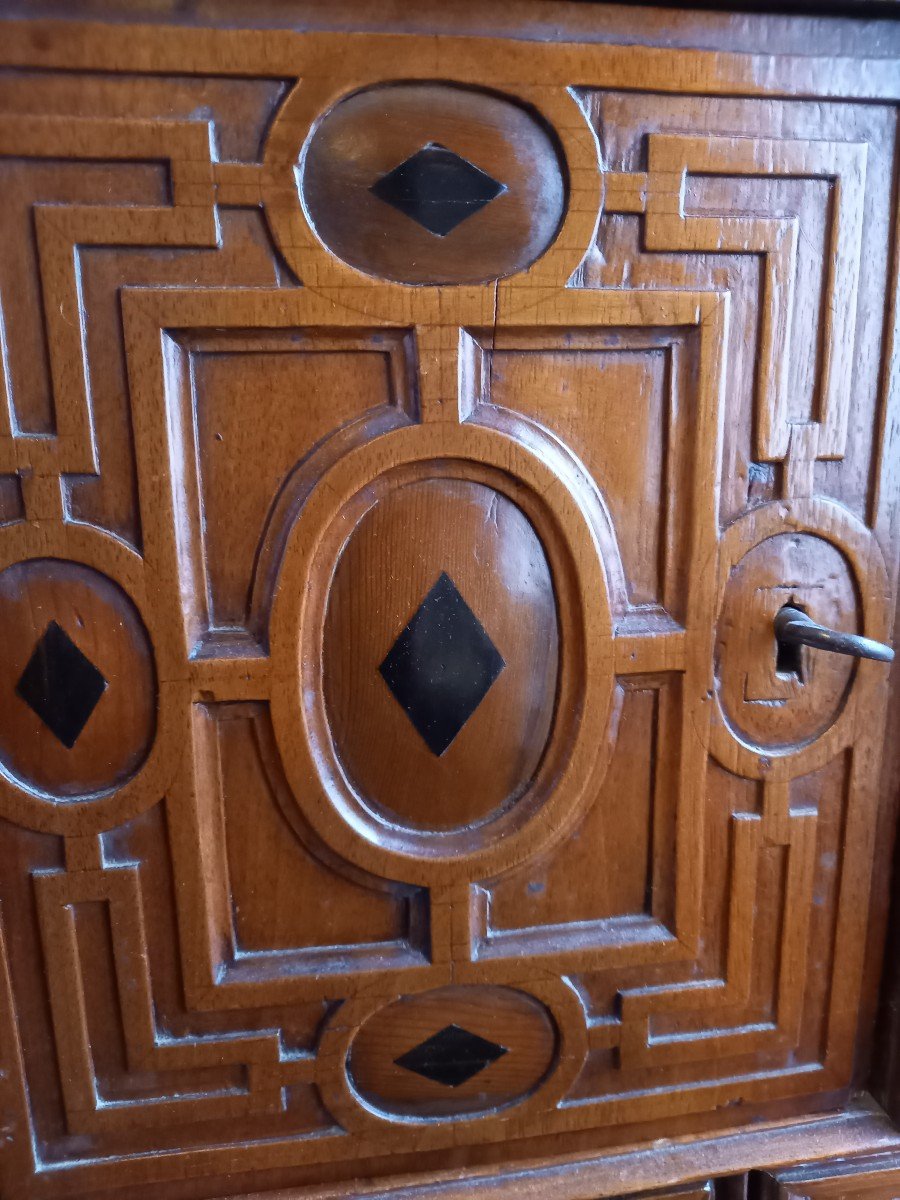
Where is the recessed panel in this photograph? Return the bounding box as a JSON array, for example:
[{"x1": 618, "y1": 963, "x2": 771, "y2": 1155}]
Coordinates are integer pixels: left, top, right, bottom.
[
  {"x1": 0, "y1": 475, "x2": 24, "y2": 526},
  {"x1": 484, "y1": 678, "x2": 680, "y2": 942},
  {"x1": 213, "y1": 704, "x2": 414, "y2": 955},
  {"x1": 191, "y1": 334, "x2": 410, "y2": 632},
  {"x1": 481, "y1": 333, "x2": 694, "y2": 617}
]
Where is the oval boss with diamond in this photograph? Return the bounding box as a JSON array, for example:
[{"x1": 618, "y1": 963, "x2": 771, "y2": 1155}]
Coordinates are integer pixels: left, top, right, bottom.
[
  {"x1": 301, "y1": 82, "x2": 568, "y2": 284},
  {"x1": 347, "y1": 985, "x2": 558, "y2": 1120},
  {"x1": 322, "y1": 477, "x2": 559, "y2": 833},
  {"x1": 0, "y1": 558, "x2": 156, "y2": 799}
]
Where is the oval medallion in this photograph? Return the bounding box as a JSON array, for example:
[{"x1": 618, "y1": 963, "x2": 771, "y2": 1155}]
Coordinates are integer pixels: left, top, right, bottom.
[
  {"x1": 323, "y1": 476, "x2": 559, "y2": 831},
  {"x1": 301, "y1": 83, "x2": 567, "y2": 284},
  {"x1": 348, "y1": 985, "x2": 557, "y2": 1119},
  {"x1": 716, "y1": 533, "x2": 858, "y2": 751},
  {"x1": 0, "y1": 559, "x2": 156, "y2": 798}
]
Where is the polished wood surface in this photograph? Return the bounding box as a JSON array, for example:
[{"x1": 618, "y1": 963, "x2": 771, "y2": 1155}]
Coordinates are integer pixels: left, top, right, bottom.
[
  {"x1": 302, "y1": 83, "x2": 567, "y2": 285},
  {"x1": 323, "y1": 478, "x2": 559, "y2": 830},
  {"x1": 763, "y1": 1151, "x2": 900, "y2": 1198},
  {"x1": 0, "y1": 4, "x2": 899, "y2": 1199}
]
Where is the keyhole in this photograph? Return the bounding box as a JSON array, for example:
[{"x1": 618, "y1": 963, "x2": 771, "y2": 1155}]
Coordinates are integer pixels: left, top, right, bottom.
[{"x1": 775, "y1": 603, "x2": 806, "y2": 682}]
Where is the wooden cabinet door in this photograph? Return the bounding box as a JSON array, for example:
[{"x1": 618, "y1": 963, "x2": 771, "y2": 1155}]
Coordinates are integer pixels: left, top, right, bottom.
[{"x1": 1, "y1": 6, "x2": 899, "y2": 1199}]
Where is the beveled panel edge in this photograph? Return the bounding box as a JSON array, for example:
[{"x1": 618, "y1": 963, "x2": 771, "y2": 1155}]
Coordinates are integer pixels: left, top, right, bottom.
[{"x1": 207, "y1": 1101, "x2": 900, "y2": 1199}]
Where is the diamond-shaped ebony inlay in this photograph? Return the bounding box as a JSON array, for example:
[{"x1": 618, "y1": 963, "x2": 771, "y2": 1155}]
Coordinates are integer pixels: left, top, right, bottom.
[
  {"x1": 394, "y1": 1024, "x2": 507, "y2": 1088},
  {"x1": 379, "y1": 572, "x2": 505, "y2": 756},
  {"x1": 369, "y1": 143, "x2": 506, "y2": 237},
  {"x1": 15, "y1": 620, "x2": 107, "y2": 749}
]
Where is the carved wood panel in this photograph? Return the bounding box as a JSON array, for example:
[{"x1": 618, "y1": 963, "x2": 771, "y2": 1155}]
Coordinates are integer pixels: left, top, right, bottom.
[{"x1": 0, "y1": 12, "x2": 898, "y2": 1200}]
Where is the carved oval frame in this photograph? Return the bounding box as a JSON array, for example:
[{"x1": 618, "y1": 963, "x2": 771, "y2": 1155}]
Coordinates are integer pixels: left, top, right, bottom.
[
  {"x1": 315, "y1": 974, "x2": 588, "y2": 1134},
  {"x1": 0, "y1": 523, "x2": 179, "y2": 834},
  {"x1": 708, "y1": 497, "x2": 892, "y2": 782},
  {"x1": 269, "y1": 421, "x2": 619, "y2": 886},
  {"x1": 261, "y1": 76, "x2": 602, "y2": 293}
]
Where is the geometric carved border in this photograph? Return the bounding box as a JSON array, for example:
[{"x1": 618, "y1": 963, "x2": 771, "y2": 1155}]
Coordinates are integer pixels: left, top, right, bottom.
[{"x1": 605, "y1": 133, "x2": 868, "y2": 461}]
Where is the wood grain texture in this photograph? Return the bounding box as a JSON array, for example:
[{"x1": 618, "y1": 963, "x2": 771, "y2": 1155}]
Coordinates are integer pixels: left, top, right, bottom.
[
  {"x1": 323, "y1": 477, "x2": 559, "y2": 830},
  {"x1": 761, "y1": 1150, "x2": 900, "y2": 1197},
  {"x1": 0, "y1": 558, "x2": 155, "y2": 796},
  {"x1": 199, "y1": 1104, "x2": 900, "y2": 1199},
  {"x1": 347, "y1": 985, "x2": 557, "y2": 1118},
  {"x1": 0, "y1": 5, "x2": 898, "y2": 1200},
  {"x1": 302, "y1": 82, "x2": 566, "y2": 284}
]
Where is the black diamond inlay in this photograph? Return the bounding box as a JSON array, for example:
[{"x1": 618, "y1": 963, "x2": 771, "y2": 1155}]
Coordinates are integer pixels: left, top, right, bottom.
[
  {"x1": 394, "y1": 1023, "x2": 507, "y2": 1088},
  {"x1": 15, "y1": 620, "x2": 107, "y2": 749},
  {"x1": 369, "y1": 142, "x2": 506, "y2": 237},
  {"x1": 379, "y1": 572, "x2": 505, "y2": 757}
]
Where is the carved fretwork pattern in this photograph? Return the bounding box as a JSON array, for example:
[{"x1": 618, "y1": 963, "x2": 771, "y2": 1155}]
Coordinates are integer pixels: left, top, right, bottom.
[{"x1": 0, "y1": 19, "x2": 897, "y2": 1200}]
